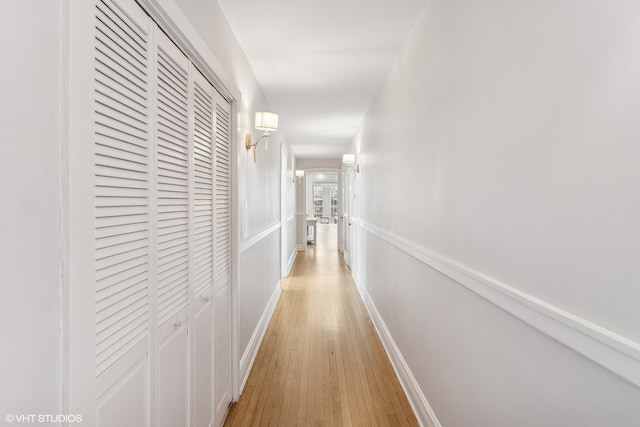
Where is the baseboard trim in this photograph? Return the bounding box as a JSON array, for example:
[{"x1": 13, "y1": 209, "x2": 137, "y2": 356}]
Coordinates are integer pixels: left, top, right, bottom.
[
  {"x1": 352, "y1": 270, "x2": 442, "y2": 427},
  {"x1": 285, "y1": 249, "x2": 297, "y2": 277},
  {"x1": 238, "y1": 281, "x2": 282, "y2": 393},
  {"x1": 352, "y1": 218, "x2": 640, "y2": 389}
]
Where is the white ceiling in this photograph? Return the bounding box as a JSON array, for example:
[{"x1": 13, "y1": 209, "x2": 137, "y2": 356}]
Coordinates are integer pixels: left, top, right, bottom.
[{"x1": 217, "y1": 0, "x2": 428, "y2": 159}]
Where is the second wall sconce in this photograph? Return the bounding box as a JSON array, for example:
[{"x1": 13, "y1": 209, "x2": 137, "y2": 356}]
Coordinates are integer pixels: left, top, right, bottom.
[
  {"x1": 342, "y1": 153, "x2": 360, "y2": 174},
  {"x1": 246, "y1": 111, "x2": 279, "y2": 162},
  {"x1": 295, "y1": 170, "x2": 305, "y2": 184}
]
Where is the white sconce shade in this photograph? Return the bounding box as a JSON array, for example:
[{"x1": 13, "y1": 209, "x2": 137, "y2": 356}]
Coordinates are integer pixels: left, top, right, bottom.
[
  {"x1": 342, "y1": 153, "x2": 360, "y2": 174},
  {"x1": 246, "y1": 111, "x2": 279, "y2": 162},
  {"x1": 295, "y1": 170, "x2": 305, "y2": 178},
  {"x1": 342, "y1": 153, "x2": 356, "y2": 164},
  {"x1": 255, "y1": 111, "x2": 279, "y2": 132}
]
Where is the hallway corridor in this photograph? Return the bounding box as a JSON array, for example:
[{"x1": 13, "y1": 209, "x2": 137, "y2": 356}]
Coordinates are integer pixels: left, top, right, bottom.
[{"x1": 225, "y1": 225, "x2": 418, "y2": 426}]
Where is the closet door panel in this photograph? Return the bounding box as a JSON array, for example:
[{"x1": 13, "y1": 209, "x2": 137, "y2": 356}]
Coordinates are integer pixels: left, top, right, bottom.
[
  {"x1": 194, "y1": 300, "x2": 213, "y2": 427},
  {"x1": 192, "y1": 73, "x2": 215, "y2": 300},
  {"x1": 154, "y1": 29, "x2": 190, "y2": 427},
  {"x1": 97, "y1": 358, "x2": 147, "y2": 427},
  {"x1": 155, "y1": 35, "x2": 190, "y2": 329},
  {"x1": 213, "y1": 284, "x2": 231, "y2": 423},
  {"x1": 93, "y1": 0, "x2": 152, "y2": 425},
  {"x1": 213, "y1": 92, "x2": 233, "y2": 427},
  {"x1": 192, "y1": 70, "x2": 215, "y2": 427},
  {"x1": 157, "y1": 324, "x2": 189, "y2": 427}
]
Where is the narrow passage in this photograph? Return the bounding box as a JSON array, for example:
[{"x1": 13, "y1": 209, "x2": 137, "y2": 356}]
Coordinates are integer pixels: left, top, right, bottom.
[{"x1": 225, "y1": 224, "x2": 418, "y2": 426}]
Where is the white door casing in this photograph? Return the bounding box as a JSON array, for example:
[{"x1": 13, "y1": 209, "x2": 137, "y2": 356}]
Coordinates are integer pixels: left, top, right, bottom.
[
  {"x1": 342, "y1": 168, "x2": 351, "y2": 266},
  {"x1": 280, "y1": 144, "x2": 288, "y2": 277}
]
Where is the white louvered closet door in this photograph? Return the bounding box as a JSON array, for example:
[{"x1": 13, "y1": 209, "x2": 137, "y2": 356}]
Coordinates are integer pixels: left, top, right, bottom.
[
  {"x1": 93, "y1": 0, "x2": 152, "y2": 425},
  {"x1": 90, "y1": 0, "x2": 232, "y2": 425},
  {"x1": 191, "y1": 69, "x2": 215, "y2": 427},
  {"x1": 213, "y1": 90, "x2": 233, "y2": 427},
  {"x1": 154, "y1": 29, "x2": 191, "y2": 427}
]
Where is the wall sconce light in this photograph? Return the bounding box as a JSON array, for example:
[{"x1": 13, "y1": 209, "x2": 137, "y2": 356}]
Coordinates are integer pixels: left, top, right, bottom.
[
  {"x1": 295, "y1": 169, "x2": 305, "y2": 183},
  {"x1": 342, "y1": 153, "x2": 360, "y2": 173},
  {"x1": 245, "y1": 111, "x2": 279, "y2": 162}
]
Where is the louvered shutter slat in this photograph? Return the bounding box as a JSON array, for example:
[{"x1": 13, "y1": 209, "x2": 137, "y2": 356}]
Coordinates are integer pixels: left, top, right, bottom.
[
  {"x1": 94, "y1": 24, "x2": 147, "y2": 75},
  {"x1": 95, "y1": 125, "x2": 147, "y2": 149},
  {"x1": 96, "y1": 297, "x2": 148, "y2": 339},
  {"x1": 214, "y1": 97, "x2": 232, "y2": 290},
  {"x1": 95, "y1": 69, "x2": 147, "y2": 109},
  {"x1": 191, "y1": 78, "x2": 214, "y2": 299},
  {"x1": 95, "y1": 86, "x2": 147, "y2": 124},
  {"x1": 94, "y1": 0, "x2": 150, "y2": 378},
  {"x1": 155, "y1": 39, "x2": 190, "y2": 325},
  {"x1": 96, "y1": 255, "x2": 147, "y2": 284},
  {"x1": 95, "y1": 1, "x2": 147, "y2": 55},
  {"x1": 96, "y1": 286, "x2": 147, "y2": 324},
  {"x1": 95, "y1": 79, "x2": 146, "y2": 114},
  {"x1": 95, "y1": 326, "x2": 148, "y2": 373}
]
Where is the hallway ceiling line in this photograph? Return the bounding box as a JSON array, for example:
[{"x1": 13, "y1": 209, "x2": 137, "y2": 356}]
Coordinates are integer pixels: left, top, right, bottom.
[{"x1": 217, "y1": 0, "x2": 428, "y2": 159}]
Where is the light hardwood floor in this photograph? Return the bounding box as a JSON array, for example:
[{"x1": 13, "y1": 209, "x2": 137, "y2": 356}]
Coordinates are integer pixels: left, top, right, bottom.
[{"x1": 224, "y1": 224, "x2": 418, "y2": 426}]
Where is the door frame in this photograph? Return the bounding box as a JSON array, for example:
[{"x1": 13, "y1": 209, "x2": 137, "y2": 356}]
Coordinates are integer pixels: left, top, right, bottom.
[
  {"x1": 342, "y1": 167, "x2": 352, "y2": 266},
  {"x1": 302, "y1": 168, "x2": 342, "y2": 251},
  {"x1": 280, "y1": 143, "x2": 288, "y2": 277}
]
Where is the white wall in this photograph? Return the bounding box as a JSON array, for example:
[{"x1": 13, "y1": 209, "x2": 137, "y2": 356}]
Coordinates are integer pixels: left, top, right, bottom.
[
  {"x1": 0, "y1": 1, "x2": 63, "y2": 417},
  {"x1": 173, "y1": 0, "x2": 292, "y2": 390},
  {"x1": 296, "y1": 158, "x2": 341, "y2": 170},
  {"x1": 349, "y1": 1, "x2": 640, "y2": 426}
]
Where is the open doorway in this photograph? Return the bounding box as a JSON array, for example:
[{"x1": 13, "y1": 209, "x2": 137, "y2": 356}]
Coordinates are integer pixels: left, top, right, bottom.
[{"x1": 305, "y1": 171, "x2": 340, "y2": 250}]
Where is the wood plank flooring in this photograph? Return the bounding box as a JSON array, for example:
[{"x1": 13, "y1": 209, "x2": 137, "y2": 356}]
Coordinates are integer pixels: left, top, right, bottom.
[{"x1": 224, "y1": 224, "x2": 418, "y2": 427}]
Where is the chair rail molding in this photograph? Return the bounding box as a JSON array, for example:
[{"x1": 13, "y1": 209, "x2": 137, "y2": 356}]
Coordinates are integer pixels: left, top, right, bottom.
[
  {"x1": 240, "y1": 222, "x2": 281, "y2": 254},
  {"x1": 352, "y1": 217, "x2": 640, "y2": 390}
]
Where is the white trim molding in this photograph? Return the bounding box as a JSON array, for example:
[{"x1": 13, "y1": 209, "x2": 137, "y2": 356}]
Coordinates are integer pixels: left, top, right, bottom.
[
  {"x1": 285, "y1": 249, "x2": 298, "y2": 277},
  {"x1": 352, "y1": 269, "x2": 442, "y2": 427},
  {"x1": 238, "y1": 281, "x2": 282, "y2": 393},
  {"x1": 352, "y1": 218, "x2": 640, "y2": 390},
  {"x1": 240, "y1": 222, "x2": 281, "y2": 254},
  {"x1": 136, "y1": 0, "x2": 238, "y2": 101}
]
